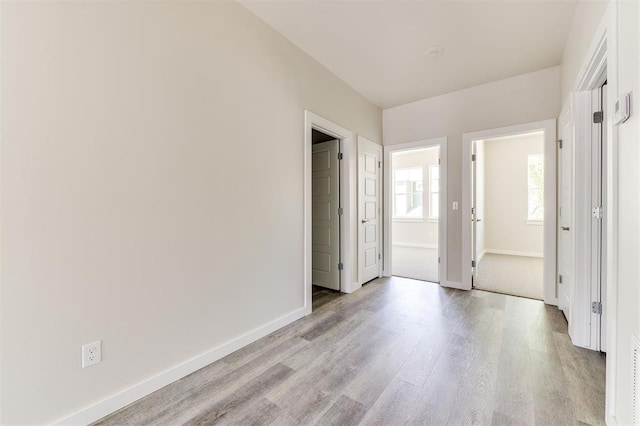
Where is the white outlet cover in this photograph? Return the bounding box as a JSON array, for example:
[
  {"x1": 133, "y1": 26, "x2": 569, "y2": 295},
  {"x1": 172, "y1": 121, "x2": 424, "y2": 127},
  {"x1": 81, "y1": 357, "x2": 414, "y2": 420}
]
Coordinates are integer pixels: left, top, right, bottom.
[{"x1": 82, "y1": 340, "x2": 102, "y2": 368}]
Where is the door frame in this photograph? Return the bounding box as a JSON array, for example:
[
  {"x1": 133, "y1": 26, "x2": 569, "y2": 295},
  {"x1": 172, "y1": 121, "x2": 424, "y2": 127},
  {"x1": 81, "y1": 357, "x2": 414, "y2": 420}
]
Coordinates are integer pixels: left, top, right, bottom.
[
  {"x1": 462, "y1": 119, "x2": 557, "y2": 304},
  {"x1": 382, "y1": 137, "x2": 448, "y2": 287},
  {"x1": 304, "y1": 111, "x2": 357, "y2": 314},
  {"x1": 572, "y1": 24, "x2": 607, "y2": 353}
]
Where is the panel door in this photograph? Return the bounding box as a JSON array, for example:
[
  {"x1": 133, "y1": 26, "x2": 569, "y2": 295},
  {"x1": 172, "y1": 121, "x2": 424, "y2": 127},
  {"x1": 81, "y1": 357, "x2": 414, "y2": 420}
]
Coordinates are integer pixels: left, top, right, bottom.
[
  {"x1": 312, "y1": 140, "x2": 340, "y2": 290},
  {"x1": 558, "y1": 109, "x2": 574, "y2": 319},
  {"x1": 358, "y1": 138, "x2": 382, "y2": 284}
]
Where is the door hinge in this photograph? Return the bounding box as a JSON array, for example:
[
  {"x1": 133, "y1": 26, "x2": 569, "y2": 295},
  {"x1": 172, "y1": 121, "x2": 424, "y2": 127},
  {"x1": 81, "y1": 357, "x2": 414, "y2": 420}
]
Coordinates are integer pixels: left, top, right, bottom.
[
  {"x1": 438, "y1": 158, "x2": 441, "y2": 165},
  {"x1": 378, "y1": 253, "x2": 381, "y2": 260},
  {"x1": 438, "y1": 257, "x2": 441, "y2": 264},
  {"x1": 378, "y1": 161, "x2": 381, "y2": 168},
  {"x1": 557, "y1": 139, "x2": 563, "y2": 149},
  {"x1": 338, "y1": 207, "x2": 343, "y2": 216},
  {"x1": 338, "y1": 152, "x2": 343, "y2": 160},
  {"x1": 338, "y1": 262, "x2": 344, "y2": 271},
  {"x1": 471, "y1": 207, "x2": 475, "y2": 215},
  {"x1": 471, "y1": 154, "x2": 476, "y2": 161},
  {"x1": 592, "y1": 301, "x2": 602, "y2": 314},
  {"x1": 471, "y1": 260, "x2": 476, "y2": 268},
  {"x1": 559, "y1": 274, "x2": 563, "y2": 284},
  {"x1": 593, "y1": 111, "x2": 604, "y2": 124},
  {"x1": 592, "y1": 206, "x2": 603, "y2": 219}
]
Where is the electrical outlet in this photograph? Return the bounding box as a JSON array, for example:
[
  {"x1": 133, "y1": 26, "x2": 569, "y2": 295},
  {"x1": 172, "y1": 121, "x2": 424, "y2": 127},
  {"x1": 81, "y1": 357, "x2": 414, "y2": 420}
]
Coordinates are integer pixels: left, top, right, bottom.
[{"x1": 82, "y1": 340, "x2": 102, "y2": 368}]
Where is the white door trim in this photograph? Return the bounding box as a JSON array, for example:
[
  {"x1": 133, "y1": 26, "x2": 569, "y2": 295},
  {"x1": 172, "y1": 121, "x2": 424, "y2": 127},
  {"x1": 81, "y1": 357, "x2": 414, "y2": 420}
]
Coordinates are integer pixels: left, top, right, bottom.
[
  {"x1": 304, "y1": 111, "x2": 357, "y2": 313},
  {"x1": 462, "y1": 120, "x2": 557, "y2": 304},
  {"x1": 383, "y1": 137, "x2": 448, "y2": 287}
]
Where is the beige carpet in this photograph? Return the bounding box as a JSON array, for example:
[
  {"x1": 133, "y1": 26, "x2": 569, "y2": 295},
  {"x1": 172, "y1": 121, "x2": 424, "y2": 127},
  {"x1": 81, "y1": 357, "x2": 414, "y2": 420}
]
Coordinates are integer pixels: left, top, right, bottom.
[
  {"x1": 391, "y1": 246, "x2": 439, "y2": 283},
  {"x1": 475, "y1": 253, "x2": 543, "y2": 300}
]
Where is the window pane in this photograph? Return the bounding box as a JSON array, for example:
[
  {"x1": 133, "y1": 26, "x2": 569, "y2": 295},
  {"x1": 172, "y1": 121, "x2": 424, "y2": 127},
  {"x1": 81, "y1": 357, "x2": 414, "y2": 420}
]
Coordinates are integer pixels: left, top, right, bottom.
[
  {"x1": 395, "y1": 194, "x2": 407, "y2": 217},
  {"x1": 393, "y1": 167, "x2": 424, "y2": 219},
  {"x1": 431, "y1": 193, "x2": 439, "y2": 218},
  {"x1": 527, "y1": 154, "x2": 544, "y2": 220},
  {"x1": 396, "y1": 169, "x2": 409, "y2": 181}
]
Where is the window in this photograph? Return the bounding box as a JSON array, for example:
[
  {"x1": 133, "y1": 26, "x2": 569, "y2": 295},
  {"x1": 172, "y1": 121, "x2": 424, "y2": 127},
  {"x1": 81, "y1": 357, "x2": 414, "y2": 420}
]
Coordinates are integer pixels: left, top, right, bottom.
[
  {"x1": 528, "y1": 154, "x2": 544, "y2": 221},
  {"x1": 393, "y1": 167, "x2": 423, "y2": 219},
  {"x1": 429, "y1": 165, "x2": 439, "y2": 219}
]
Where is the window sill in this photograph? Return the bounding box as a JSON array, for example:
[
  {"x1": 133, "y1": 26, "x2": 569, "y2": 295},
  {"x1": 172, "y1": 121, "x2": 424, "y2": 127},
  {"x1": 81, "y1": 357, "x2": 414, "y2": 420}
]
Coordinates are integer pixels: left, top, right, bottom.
[
  {"x1": 392, "y1": 218, "x2": 424, "y2": 223},
  {"x1": 426, "y1": 218, "x2": 439, "y2": 223},
  {"x1": 526, "y1": 220, "x2": 544, "y2": 225}
]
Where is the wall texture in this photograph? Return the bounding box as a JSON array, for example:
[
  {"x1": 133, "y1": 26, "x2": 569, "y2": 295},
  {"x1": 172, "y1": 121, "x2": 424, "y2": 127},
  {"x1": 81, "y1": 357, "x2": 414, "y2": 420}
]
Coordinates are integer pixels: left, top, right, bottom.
[
  {"x1": 483, "y1": 134, "x2": 544, "y2": 256},
  {"x1": 0, "y1": 2, "x2": 381, "y2": 424},
  {"x1": 383, "y1": 67, "x2": 560, "y2": 284},
  {"x1": 391, "y1": 148, "x2": 440, "y2": 247}
]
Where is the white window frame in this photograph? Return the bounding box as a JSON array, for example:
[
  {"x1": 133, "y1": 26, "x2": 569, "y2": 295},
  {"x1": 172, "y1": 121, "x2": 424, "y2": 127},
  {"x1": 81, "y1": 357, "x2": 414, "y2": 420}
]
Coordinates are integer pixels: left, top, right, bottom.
[{"x1": 392, "y1": 167, "x2": 424, "y2": 220}]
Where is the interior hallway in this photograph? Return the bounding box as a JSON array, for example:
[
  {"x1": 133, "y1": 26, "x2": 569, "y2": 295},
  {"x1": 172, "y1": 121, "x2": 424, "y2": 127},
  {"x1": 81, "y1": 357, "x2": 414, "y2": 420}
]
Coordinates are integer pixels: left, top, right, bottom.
[{"x1": 95, "y1": 277, "x2": 605, "y2": 425}]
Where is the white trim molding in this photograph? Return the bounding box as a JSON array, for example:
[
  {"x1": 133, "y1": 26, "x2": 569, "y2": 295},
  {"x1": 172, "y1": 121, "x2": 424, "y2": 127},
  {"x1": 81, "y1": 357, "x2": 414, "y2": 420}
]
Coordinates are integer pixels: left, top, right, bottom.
[
  {"x1": 482, "y1": 249, "x2": 544, "y2": 259},
  {"x1": 462, "y1": 119, "x2": 557, "y2": 304},
  {"x1": 392, "y1": 242, "x2": 438, "y2": 249},
  {"x1": 52, "y1": 307, "x2": 307, "y2": 425}
]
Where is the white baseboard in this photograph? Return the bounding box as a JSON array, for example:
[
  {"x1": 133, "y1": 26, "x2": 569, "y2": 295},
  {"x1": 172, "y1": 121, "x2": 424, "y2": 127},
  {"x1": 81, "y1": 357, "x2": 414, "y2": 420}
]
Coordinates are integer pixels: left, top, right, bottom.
[
  {"x1": 477, "y1": 249, "x2": 487, "y2": 263},
  {"x1": 392, "y1": 242, "x2": 438, "y2": 249},
  {"x1": 483, "y1": 249, "x2": 543, "y2": 258},
  {"x1": 52, "y1": 307, "x2": 308, "y2": 426},
  {"x1": 441, "y1": 280, "x2": 468, "y2": 291}
]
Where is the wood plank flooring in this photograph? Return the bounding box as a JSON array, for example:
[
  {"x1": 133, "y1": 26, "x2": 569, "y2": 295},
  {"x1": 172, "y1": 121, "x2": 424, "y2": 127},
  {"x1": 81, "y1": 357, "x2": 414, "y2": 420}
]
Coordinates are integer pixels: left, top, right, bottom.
[{"x1": 94, "y1": 277, "x2": 606, "y2": 426}]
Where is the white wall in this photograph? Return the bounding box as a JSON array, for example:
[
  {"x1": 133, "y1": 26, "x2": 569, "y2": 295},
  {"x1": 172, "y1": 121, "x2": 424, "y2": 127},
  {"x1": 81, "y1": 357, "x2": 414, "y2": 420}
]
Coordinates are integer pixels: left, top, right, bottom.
[
  {"x1": 560, "y1": 0, "x2": 608, "y2": 105},
  {"x1": 384, "y1": 67, "x2": 560, "y2": 284},
  {"x1": 0, "y1": 2, "x2": 381, "y2": 424},
  {"x1": 608, "y1": 1, "x2": 639, "y2": 423},
  {"x1": 391, "y1": 148, "x2": 439, "y2": 247},
  {"x1": 483, "y1": 134, "x2": 544, "y2": 256}
]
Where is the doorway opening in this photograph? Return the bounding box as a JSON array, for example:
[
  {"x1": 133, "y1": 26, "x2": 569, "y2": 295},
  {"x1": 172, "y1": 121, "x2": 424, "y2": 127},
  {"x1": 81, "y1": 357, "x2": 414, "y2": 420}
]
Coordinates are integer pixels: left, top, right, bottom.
[
  {"x1": 471, "y1": 131, "x2": 545, "y2": 300},
  {"x1": 462, "y1": 120, "x2": 556, "y2": 303},
  {"x1": 311, "y1": 128, "x2": 342, "y2": 305},
  {"x1": 304, "y1": 111, "x2": 357, "y2": 314},
  {"x1": 390, "y1": 146, "x2": 441, "y2": 283},
  {"x1": 383, "y1": 137, "x2": 448, "y2": 287}
]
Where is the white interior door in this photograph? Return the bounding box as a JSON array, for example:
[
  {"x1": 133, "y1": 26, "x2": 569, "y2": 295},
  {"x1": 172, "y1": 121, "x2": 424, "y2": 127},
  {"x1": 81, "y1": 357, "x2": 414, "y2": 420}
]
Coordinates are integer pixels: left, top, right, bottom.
[
  {"x1": 471, "y1": 143, "x2": 478, "y2": 284},
  {"x1": 558, "y1": 110, "x2": 574, "y2": 318},
  {"x1": 600, "y1": 82, "x2": 608, "y2": 352},
  {"x1": 312, "y1": 140, "x2": 340, "y2": 290},
  {"x1": 474, "y1": 141, "x2": 485, "y2": 282},
  {"x1": 358, "y1": 137, "x2": 382, "y2": 284}
]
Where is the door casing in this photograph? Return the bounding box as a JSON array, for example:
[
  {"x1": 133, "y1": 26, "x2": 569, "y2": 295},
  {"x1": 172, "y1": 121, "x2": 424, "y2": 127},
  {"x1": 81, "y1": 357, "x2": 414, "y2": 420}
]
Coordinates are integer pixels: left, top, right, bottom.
[
  {"x1": 304, "y1": 111, "x2": 358, "y2": 314},
  {"x1": 462, "y1": 120, "x2": 557, "y2": 304}
]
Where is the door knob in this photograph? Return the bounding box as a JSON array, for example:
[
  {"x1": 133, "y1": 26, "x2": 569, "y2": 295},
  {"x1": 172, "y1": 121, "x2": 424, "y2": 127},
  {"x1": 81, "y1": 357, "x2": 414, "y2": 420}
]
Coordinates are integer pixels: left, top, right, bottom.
[
  {"x1": 361, "y1": 219, "x2": 370, "y2": 224},
  {"x1": 561, "y1": 226, "x2": 570, "y2": 231},
  {"x1": 477, "y1": 219, "x2": 482, "y2": 222}
]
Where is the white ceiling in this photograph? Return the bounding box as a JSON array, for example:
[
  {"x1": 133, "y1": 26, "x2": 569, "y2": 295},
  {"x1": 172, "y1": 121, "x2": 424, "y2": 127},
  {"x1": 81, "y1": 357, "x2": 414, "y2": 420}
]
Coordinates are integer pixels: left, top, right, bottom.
[{"x1": 240, "y1": 0, "x2": 578, "y2": 109}]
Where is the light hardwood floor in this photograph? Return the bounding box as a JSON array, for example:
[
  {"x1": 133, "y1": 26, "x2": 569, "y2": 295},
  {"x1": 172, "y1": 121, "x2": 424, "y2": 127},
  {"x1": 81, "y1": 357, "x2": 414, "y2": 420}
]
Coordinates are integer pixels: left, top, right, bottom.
[{"x1": 94, "y1": 277, "x2": 605, "y2": 426}]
